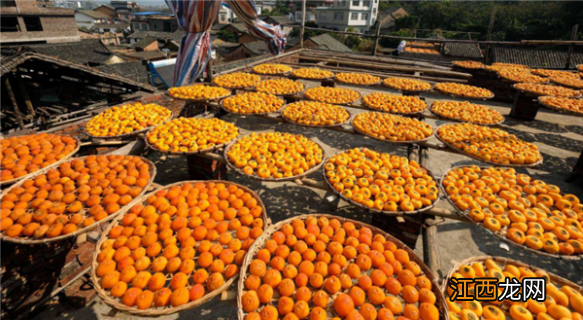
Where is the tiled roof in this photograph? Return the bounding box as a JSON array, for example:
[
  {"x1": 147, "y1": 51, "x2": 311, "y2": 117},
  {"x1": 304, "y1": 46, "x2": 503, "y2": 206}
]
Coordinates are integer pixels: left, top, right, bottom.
[
  {"x1": 262, "y1": 16, "x2": 294, "y2": 25},
  {"x1": 0, "y1": 40, "x2": 114, "y2": 65},
  {"x1": 491, "y1": 47, "x2": 583, "y2": 69},
  {"x1": 442, "y1": 42, "x2": 483, "y2": 59},
  {"x1": 134, "y1": 37, "x2": 158, "y2": 50},
  {"x1": 77, "y1": 9, "x2": 109, "y2": 19},
  {"x1": 120, "y1": 51, "x2": 170, "y2": 60},
  {"x1": 309, "y1": 33, "x2": 352, "y2": 52},
  {"x1": 1, "y1": 52, "x2": 154, "y2": 92},
  {"x1": 242, "y1": 41, "x2": 269, "y2": 55},
  {"x1": 96, "y1": 61, "x2": 150, "y2": 84},
  {"x1": 221, "y1": 23, "x2": 248, "y2": 33},
  {"x1": 127, "y1": 31, "x2": 174, "y2": 40}
]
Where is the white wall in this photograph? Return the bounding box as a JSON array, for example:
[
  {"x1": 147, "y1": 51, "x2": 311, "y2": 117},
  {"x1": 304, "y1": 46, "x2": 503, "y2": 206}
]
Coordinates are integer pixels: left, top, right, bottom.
[
  {"x1": 316, "y1": 0, "x2": 378, "y2": 32},
  {"x1": 75, "y1": 12, "x2": 99, "y2": 28}
]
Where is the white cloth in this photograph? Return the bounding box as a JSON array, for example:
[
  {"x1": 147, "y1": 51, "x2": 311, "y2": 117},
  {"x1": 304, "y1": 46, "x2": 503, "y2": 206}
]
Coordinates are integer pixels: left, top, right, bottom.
[{"x1": 397, "y1": 40, "x2": 406, "y2": 53}]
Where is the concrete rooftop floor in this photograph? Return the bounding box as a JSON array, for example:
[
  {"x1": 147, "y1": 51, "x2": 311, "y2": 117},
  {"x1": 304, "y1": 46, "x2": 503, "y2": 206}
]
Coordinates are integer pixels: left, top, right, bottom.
[{"x1": 34, "y1": 79, "x2": 583, "y2": 320}]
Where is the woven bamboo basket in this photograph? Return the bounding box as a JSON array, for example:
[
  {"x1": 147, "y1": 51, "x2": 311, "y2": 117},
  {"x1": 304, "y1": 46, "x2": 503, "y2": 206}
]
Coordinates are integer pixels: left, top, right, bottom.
[
  {"x1": 0, "y1": 135, "x2": 81, "y2": 187},
  {"x1": 167, "y1": 83, "x2": 234, "y2": 103},
  {"x1": 252, "y1": 83, "x2": 306, "y2": 98},
  {"x1": 303, "y1": 87, "x2": 362, "y2": 106},
  {"x1": 441, "y1": 256, "x2": 582, "y2": 302},
  {"x1": 84, "y1": 104, "x2": 175, "y2": 141},
  {"x1": 144, "y1": 123, "x2": 240, "y2": 156},
  {"x1": 0, "y1": 155, "x2": 156, "y2": 245},
  {"x1": 91, "y1": 180, "x2": 270, "y2": 316},
  {"x1": 218, "y1": 96, "x2": 285, "y2": 116},
  {"x1": 512, "y1": 83, "x2": 582, "y2": 98},
  {"x1": 322, "y1": 148, "x2": 440, "y2": 216},
  {"x1": 237, "y1": 214, "x2": 449, "y2": 320},
  {"x1": 279, "y1": 103, "x2": 353, "y2": 128},
  {"x1": 362, "y1": 94, "x2": 429, "y2": 116},
  {"x1": 381, "y1": 78, "x2": 434, "y2": 94},
  {"x1": 350, "y1": 112, "x2": 435, "y2": 145},
  {"x1": 438, "y1": 165, "x2": 581, "y2": 260},
  {"x1": 428, "y1": 102, "x2": 505, "y2": 126},
  {"x1": 223, "y1": 135, "x2": 326, "y2": 183},
  {"x1": 550, "y1": 77, "x2": 583, "y2": 90},
  {"x1": 496, "y1": 72, "x2": 550, "y2": 84},
  {"x1": 213, "y1": 74, "x2": 262, "y2": 90},
  {"x1": 433, "y1": 86, "x2": 495, "y2": 101},
  {"x1": 290, "y1": 68, "x2": 335, "y2": 81},
  {"x1": 252, "y1": 69, "x2": 293, "y2": 77},
  {"x1": 537, "y1": 96, "x2": 583, "y2": 117},
  {"x1": 335, "y1": 74, "x2": 382, "y2": 88},
  {"x1": 434, "y1": 125, "x2": 543, "y2": 168}
]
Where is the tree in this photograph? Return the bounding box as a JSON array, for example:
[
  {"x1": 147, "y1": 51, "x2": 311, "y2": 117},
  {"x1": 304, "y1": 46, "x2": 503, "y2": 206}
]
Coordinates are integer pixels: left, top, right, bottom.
[
  {"x1": 290, "y1": 22, "x2": 321, "y2": 39},
  {"x1": 268, "y1": 0, "x2": 291, "y2": 16},
  {"x1": 218, "y1": 30, "x2": 237, "y2": 43},
  {"x1": 379, "y1": 29, "x2": 414, "y2": 49}
]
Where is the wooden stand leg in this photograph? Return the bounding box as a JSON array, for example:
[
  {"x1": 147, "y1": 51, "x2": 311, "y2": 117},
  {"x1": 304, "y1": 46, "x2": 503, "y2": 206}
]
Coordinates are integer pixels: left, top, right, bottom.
[
  {"x1": 284, "y1": 95, "x2": 303, "y2": 104},
  {"x1": 566, "y1": 150, "x2": 583, "y2": 182},
  {"x1": 510, "y1": 91, "x2": 540, "y2": 120},
  {"x1": 186, "y1": 154, "x2": 227, "y2": 180},
  {"x1": 180, "y1": 102, "x2": 207, "y2": 118}
]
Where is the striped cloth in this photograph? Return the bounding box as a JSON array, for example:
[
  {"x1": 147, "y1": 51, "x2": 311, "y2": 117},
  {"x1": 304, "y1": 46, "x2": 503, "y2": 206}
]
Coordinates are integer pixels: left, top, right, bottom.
[{"x1": 165, "y1": 0, "x2": 286, "y2": 87}]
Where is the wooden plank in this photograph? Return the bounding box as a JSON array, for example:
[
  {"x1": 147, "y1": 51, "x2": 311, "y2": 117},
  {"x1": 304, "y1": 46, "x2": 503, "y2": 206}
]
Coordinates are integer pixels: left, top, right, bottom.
[
  {"x1": 4, "y1": 78, "x2": 25, "y2": 130},
  {"x1": 300, "y1": 0, "x2": 306, "y2": 48}
]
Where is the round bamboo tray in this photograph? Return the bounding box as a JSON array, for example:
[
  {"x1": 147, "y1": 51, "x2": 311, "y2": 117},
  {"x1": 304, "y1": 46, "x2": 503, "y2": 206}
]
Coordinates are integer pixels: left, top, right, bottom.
[
  {"x1": 537, "y1": 96, "x2": 583, "y2": 117},
  {"x1": 428, "y1": 102, "x2": 505, "y2": 126},
  {"x1": 91, "y1": 180, "x2": 270, "y2": 316},
  {"x1": 213, "y1": 74, "x2": 262, "y2": 90},
  {"x1": 0, "y1": 135, "x2": 81, "y2": 187},
  {"x1": 144, "y1": 126, "x2": 240, "y2": 156},
  {"x1": 441, "y1": 255, "x2": 582, "y2": 296},
  {"x1": 512, "y1": 83, "x2": 582, "y2": 98},
  {"x1": 168, "y1": 84, "x2": 233, "y2": 103},
  {"x1": 382, "y1": 78, "x2": 434, "y2": 94},
  {"x1": 303, "y1": 88, "x2": 362, "y2": 107},
  {"x1": 350, "y1": 113, "x2": 435, "y2": 145},
  {"x1": 434, "y1": 126, "x2": 543, "y2": 168},
  {"x1": 218, "y1": 96, "x2": 285, "y2": 116},
  {"x1": 335, "y1": 75, "x2": 382, "y2": 88},
  {"x1": 237, "y1": 214, "x2": 449, "y2": 320},
  {"x1": 223, "y1": 136, "x2": 326, "y2": 182},
  {"x1": 290, "y1": 68, "x2": 335, "y2": 81},
  {"x1": 433, "y1": 86, "x2": 495, "y2": 101},
  {"x1": 84, "y1": 107, "x2": 176, "y2": 141},
  {"x1": 0, "y1": 155, "x2": 156, "y2": 245},
  {"x1": 322, "y1": 148, "x2": 440, "y2": 216},
  {"x1": 550, "y1": 77, "x2": 583, "y2": 90},
  {"x1": 362, "y1": 95, "x2": 430, "y2": 116},
  {"x1": 496, "y1": 72, "x2": 550, "y2": 84},
  {"x1": 252, "y1": 85, "x2": 306, "y2": 98},
  {"x1": 279, "y1": 103, "x2": 353, "y2": 128},
  {"x1": 253, "y1": 70, "x2": 292, "y2": 77},
  {"x1": 438, "y1": 165, "x2": 581, "y2": 260}
]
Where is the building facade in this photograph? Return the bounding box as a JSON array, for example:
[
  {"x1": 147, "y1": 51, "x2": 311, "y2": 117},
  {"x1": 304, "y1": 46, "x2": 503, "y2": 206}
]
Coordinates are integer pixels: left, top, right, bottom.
[
  {"x1": 75, "y1": 10, "x2": 109, "y2": 28},
  {"x1": 315, "y1": 0, "x2": 379, "y2": 33},
  {"x1": 1, "y1": 0, "x2": 80, "y2": 44}
]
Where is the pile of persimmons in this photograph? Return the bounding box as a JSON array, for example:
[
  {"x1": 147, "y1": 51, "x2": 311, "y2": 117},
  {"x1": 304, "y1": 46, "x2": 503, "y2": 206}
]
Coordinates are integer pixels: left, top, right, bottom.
[
  {"x1": 240, "y1": 216, "x2": 442, "y2": 320},
  {"x1": 95, "y1": 181, "x2": 266, "y2": 310},
  {"x1": 1, "y1": 155, "x2": 152, "y2": 240}
]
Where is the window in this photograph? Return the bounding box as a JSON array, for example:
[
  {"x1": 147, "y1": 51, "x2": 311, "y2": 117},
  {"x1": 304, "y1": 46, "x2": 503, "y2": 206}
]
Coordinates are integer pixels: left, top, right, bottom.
[
  {"x1": 338, "y1": 0, "x2": 345, "y2": 6},
  {"x1": 334, "y1": 12, "x2": 343, "y2": 20},
  {"x1": 351, "y1": 12, "x2": 358, "y2": 20},
  {"x1": 363, "y1": 0, "x2": 370, "y2": 7},
  {"x1": 362, "y1": 13, "x2": 369, "y2": 20},
  {"x1": 23, "y1": 17, "x2": 43, "y2": 31},
  {"x1": 373, "y1": 8, "x2": 376, "y2": 14},
  {"x1": 352, "y1": 0, "x2": 359, "y2": 6},
  {"x1": 1, "y1": 17, "x2": 19, "y2": 32}
]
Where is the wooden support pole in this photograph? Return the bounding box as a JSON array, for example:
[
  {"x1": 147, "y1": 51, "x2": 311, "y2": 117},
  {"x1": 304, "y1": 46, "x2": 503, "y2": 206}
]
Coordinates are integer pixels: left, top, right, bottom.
[
  {"x1": 372, "y1": 17, "x2": 382, "y2": 56},
  {"x1": 420, "y1": 146, "x2": 440, "y2": 274},
  {"x1": 15, "y1": 76, "x2": 35, "y2": 117},
  {"x1": 484, "y1": 6, "x2": 496, "y2": 64},
  {"x1": 206, "y1": 58, "x2": 214, "y2": 83},
  {"x1": 299, "y1": 0, "x2": 306, "y2": 48},
  {"x1": 5, "y1": 78, "x2": 25, "y2": 130},
  {"x1": 565, "y1": 24, "x2": 579, "y2": 70}
]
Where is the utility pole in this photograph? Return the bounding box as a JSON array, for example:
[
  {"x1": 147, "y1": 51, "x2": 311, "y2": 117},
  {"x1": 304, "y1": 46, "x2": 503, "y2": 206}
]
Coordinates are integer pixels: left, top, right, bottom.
[
  {"x1": 300, "y1": 0, "x2": 306, "y2": 48},
  {"x1": 484, "y1": 6, "x2": 496, "y2": 64}
]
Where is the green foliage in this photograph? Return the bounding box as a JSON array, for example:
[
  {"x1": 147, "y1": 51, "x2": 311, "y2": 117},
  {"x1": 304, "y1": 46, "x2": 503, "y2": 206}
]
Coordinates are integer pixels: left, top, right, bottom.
[
  {"x1": 358, "y1": 39, "x2": 374, "y2": 52},
  {"x1": 218, "y1": 30, "x2": 237, "y2": 43},
  {"x1": 401, "y1": 1, "x2": 582, "y2": 41},
  {"x1": 267, "y1": 0, "x2": 291, "y2": 16},
  {"x1": 379, "y1": 29, "x2": 414, "y2": 49},
  {"x1": 290, "y1": 22, "x2": 322, "y2": 39}
]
